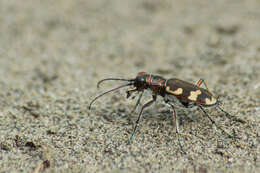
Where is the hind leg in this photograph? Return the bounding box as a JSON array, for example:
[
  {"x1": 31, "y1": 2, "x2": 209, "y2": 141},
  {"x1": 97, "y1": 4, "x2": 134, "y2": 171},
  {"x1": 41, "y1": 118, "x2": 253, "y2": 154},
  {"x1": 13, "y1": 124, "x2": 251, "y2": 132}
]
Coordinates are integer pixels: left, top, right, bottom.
[
  {"x1": 196, "y1": 78, "x2": 210, "y2": 91},
  {"x1": 196, "y1": 78, "x2": 245, "y2": 124}
]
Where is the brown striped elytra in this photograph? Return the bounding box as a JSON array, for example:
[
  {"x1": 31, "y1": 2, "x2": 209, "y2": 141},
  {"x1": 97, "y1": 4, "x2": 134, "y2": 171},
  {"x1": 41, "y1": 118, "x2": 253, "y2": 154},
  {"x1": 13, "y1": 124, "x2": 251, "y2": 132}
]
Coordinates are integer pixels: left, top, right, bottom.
[
  {"x1": 165, "y1": 78, "x2": 217, "y2": 106},
  {"x1": 89, "y1": 72, "x2": 241, "y2": 153}
]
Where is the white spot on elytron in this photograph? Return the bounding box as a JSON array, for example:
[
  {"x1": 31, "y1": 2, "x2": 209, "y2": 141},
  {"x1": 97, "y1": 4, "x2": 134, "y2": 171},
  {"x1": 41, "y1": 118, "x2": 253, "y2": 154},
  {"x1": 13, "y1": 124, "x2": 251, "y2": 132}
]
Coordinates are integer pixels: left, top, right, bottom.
[
  {"x1": 205, "y1": 97, "x2": 217, "y2": 105},
  {"x1": 166, "y1": 87, "x2": 183, "y2": 95},
  {"x1": 188, "y1": 90, "x2": 202, "y2": 101}
]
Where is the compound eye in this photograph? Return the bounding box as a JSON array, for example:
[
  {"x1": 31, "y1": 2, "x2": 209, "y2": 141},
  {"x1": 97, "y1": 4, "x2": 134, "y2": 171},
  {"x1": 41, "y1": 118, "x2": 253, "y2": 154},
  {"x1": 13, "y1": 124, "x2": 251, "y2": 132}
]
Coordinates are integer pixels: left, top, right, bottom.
[
  {"x1": 135, "y1": 76, "x2": 146, "y2": 88},
  {"x1": 136, "y1": 76, "x2": 144, "y2": 82}
]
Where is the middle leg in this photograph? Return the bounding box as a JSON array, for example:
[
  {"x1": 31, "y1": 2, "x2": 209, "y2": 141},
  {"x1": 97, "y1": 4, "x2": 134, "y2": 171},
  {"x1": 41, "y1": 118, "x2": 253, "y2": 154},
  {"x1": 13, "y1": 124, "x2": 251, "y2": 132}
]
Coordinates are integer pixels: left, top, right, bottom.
[
  {"x1": 166, "y1": 102, "x2": 179, "y2": 134},
  {"x1": 165, "y1": 101, "x2": 186, "y2": 154}
]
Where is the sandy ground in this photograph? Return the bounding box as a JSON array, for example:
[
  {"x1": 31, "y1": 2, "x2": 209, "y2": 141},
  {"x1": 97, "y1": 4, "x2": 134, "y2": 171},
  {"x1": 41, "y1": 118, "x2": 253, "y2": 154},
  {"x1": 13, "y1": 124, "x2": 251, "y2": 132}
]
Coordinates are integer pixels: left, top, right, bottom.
[{"x1": 0, "y1": 0, "x2": 260, "y2": 172}]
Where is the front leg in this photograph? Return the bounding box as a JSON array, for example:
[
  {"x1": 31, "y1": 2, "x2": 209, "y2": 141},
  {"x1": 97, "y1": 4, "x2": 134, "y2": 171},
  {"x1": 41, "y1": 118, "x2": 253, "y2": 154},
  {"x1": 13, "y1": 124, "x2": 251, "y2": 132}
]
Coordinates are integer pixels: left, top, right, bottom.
[
  {"x1": 129, "y1": 95, "x2": 157, "y2": 142},
  {"x1": 131, "y1": 91, "x2": 144, "y2": 113},
  {"x1": 126, "y1": 88, "x2": 138, "y2": 99},
  {"x1": 126, "y1": 89, "x2": 144, "y2": 114}
]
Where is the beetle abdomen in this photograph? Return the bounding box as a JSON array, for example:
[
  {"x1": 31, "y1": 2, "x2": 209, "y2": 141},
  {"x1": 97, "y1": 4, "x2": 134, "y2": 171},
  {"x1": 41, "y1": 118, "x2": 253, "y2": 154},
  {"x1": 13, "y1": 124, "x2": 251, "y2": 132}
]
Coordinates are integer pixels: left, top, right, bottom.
[{"x1": 165, "y1": 78, "x2": 217, "y2": 106}]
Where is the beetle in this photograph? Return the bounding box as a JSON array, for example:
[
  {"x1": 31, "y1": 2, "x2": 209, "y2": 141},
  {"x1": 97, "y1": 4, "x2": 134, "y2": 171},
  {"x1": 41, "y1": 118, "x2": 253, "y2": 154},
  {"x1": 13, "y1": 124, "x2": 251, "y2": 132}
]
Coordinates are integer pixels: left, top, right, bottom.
[{"x1": 89, "y1": 72, "x2": 240, "y2": 149}]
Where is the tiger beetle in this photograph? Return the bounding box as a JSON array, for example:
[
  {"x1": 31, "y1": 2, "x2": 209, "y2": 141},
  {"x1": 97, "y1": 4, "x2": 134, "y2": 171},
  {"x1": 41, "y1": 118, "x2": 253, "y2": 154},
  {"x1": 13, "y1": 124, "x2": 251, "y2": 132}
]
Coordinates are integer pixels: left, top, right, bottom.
[{"x1": 89, "y1": 72, "x2": 242, "y2": 152}]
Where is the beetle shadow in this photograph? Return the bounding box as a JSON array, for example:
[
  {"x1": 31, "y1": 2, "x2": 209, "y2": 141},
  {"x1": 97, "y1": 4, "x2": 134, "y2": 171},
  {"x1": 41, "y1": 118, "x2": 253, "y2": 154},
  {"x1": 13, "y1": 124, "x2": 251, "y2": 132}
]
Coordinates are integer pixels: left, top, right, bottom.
[{"x1": 99, "y1": 103, "x2": 199, "y2": 128}]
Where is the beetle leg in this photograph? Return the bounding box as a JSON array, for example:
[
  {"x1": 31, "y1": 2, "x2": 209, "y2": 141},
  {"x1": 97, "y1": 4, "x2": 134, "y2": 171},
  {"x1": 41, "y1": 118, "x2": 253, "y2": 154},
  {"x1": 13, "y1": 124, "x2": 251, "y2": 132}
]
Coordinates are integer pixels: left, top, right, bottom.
[
  {"x1": 197, "y1": 79, "x2": 245, "y2": 124},
  {"x1": 217, "y1": 106, "x2": 246, "y2": 124},
  {"x1": 166, "y1": 102, "x2": 186, "y2": 154},
  {"x1": 199, "y1": 106, "x2": 237, "y2": 139},
  {"x1": 131, "y1": 91, "x2": 144, "y2": 113},
  {"x1": 197, "y1": 79, "x2": 245, "y2": 125},
  {"x1": 196, "y1": 78, "x2": 210, "y2": 92},
  {"x1": 166, "y1": 102, "x2": 179, "y2": 133},
  {"x1": 129, "y1": 95, "x2": 157, "y2": 142},
  {"x1": 126, "y1": 88, "x2": 138, "y2": 99}
]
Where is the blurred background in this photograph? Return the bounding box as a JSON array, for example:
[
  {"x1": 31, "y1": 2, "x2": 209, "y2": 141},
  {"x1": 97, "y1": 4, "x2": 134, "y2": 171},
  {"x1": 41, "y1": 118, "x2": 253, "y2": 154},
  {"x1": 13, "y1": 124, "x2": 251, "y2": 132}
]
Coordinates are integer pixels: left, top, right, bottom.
[{"x1": 0, "y1": 0, "x2": 259, "y2": 172}]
